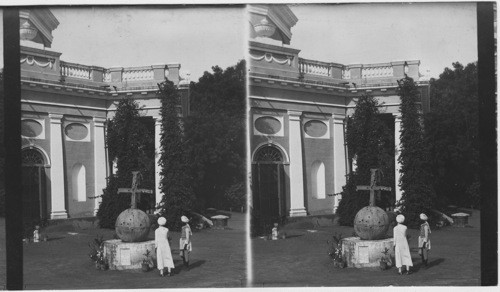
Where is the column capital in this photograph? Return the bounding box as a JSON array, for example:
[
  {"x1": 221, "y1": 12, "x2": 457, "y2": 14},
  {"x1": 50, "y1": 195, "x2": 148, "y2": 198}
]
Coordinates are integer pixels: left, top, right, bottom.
[
  {"x1": 93, "y1": 117, "x2": 107, "y2": 125},
  {"x1": 48, "y1": 113, "x2": 64, "y2": 121},
  {"x1": 288, "y1": 110, "x2": 302, "y2": 120},
  {"x1": 332, "y1": 113, "x2": 346, "y2": 123},
  {"x1": 393, "y1": 113, "x2": 402, "y2": 121},
  {"x1": 153, "y1": 116, "x2": 162, "y2": 125}
]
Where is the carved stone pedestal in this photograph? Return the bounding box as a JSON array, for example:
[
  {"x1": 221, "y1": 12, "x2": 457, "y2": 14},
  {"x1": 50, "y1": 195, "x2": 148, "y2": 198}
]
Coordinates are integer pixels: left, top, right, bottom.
[
  {"x1": 341, "y1": 237, "x2": 394, "y2": 268},
  {"x1": 104, "y1": 239, "x2": 156, "y2": 270}
]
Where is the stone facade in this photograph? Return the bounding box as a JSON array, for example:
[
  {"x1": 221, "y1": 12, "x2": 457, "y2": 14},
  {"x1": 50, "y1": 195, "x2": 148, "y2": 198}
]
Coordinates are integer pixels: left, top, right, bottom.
[
  {"x1": 249, "y1": 5, "x2": 430, "y2": 219},
  {"x1": 20, "y1": 9, "x2": 190, "y2": 220}
]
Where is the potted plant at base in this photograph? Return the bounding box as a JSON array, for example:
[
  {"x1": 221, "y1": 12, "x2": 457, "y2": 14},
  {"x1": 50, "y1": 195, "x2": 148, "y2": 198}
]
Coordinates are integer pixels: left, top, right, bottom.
[
  {"x1": 142, "y1": 249, "x2": 152, "y2": 272},
  {"x1": 88, "y1": 235, "x2": 106, "y2": 270},
  {"x1": 379, "y1": 247, "x2": 393, "y2": 270},
  {"x1": 327, "y1": 233, "x2": 346, "y2": 268}
]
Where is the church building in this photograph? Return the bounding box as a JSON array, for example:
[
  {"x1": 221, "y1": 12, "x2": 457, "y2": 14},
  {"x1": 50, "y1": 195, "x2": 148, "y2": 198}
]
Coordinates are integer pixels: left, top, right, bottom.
[
  {"x1": 248, "y1": 5, "x2": 430, "y2": 221},
  {"x1": 19, "y1": 9, "x2": 190, "y2": 220}
]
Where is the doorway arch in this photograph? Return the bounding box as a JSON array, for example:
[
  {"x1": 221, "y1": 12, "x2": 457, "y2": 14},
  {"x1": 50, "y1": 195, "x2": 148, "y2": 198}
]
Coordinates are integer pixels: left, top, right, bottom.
[
  {"x1": 22, "y1": 148, "x2": 48, "y2": 221},
  {"x1": 252, "y1": 144, "x2": 287, "y2": 235}
]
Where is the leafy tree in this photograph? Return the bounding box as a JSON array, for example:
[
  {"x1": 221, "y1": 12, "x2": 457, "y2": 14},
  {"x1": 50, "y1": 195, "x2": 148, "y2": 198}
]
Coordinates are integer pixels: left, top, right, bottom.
[
  {"x1": 156, "y1": 79, "x2": 196, "y2": 231},
  {"x1": 184, "y1": 60, "x2": 246, "y2": 211},
  {"x1": 397, "y1": 76, "x2": 436, "y2": 227},
  {"x1": 337, "y1": 94, "x2": 394, "y2": 226},
  {"x1": 96, "y1": 98, "x2": 155, "y2": 228},
  {"x1": 424, "y1": 62, "x2": 479, "y2": 208}
]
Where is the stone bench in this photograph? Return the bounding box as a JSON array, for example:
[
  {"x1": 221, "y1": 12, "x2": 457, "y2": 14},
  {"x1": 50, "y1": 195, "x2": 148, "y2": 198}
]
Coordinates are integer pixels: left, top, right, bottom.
[
  {"x1": 211, "y1": 215, "x2": 229, "y2": 229},
  {"x1": 451, "y1": 212, "x2": 470, "y2": 227}
]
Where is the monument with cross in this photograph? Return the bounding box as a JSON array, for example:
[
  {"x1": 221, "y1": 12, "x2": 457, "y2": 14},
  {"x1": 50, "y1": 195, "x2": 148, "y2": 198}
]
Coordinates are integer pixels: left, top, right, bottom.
[
  {"x1": 115, "y1": 171, "x2": 154, "y2": 242},
  {"x1": 117, "y1": 171, "x2": 154, "y2": 210},
  {"x1": 104, "y1": 171, "x2": 157, "y2": 270},
  {"x1": 341, "y1": 168, "x2": 396, "y2": 268},
  {"x1": 353, "y1": 168, "x2": 392, "y2": 240}
]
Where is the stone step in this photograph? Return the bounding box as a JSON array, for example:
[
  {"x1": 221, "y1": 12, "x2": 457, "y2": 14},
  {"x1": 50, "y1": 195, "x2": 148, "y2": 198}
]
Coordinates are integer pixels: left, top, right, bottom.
[{"x1": 283, "y1": 214, "x2": 338, "y2": 230}]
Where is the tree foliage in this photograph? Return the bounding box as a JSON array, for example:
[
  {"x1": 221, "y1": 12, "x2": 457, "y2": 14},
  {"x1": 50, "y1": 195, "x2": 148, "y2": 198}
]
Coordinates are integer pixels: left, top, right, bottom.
[
  {"x1": 184, "y1": 60, "x2": 246, "y2": 211},
  {"x1": 96, "y1": 98, "x2": 155, "y2": 228},
  {"x1": 157, "y1": 79, "x2": 196, "y2": 231},
  {"x1": 424, "y1": 62, "x2": 479, "y2": 208},
  {"x1": 397, "y1": 76, "x2": 436, "y2": 227},
  {"x1": 337, "y1": 95, "x2": 394, "y2": 226}
]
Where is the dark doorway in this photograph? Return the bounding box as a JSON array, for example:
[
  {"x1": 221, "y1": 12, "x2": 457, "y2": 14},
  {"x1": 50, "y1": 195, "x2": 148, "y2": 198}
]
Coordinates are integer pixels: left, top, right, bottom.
[
  {"x1": 251, "y1": 146, "x2": 286, "y2": 236},
  {"x1": 22, "y1": 149, "x2": 47, "y2": 221}
]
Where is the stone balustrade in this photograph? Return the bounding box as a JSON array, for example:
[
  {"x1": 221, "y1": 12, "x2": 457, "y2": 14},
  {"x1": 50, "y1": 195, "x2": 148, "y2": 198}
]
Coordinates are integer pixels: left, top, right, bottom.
[
  {"x1": 122, "y1": 67, "x2": 155, "y2": 82},
  {"x1": 60, "y1": 61, "x2": 93, "y2": 80},
  {"x1": 58, "y1": 62, "x2": 176, "y2": 85},
  {"x1": 298, "y1": 59, "x2": 420, "y2": 84},
  {"x1": 21, "y1": 45, "x2": 181, "y2": 88},
  {"x1": 360, "y1": 64, "x2": 393, "y2": 78},
  {"x1": 299, "y1": 58, "x2": 332, "y2": 77},
  {"x1": 299, "y1": 58, "x2": 344, "y2": 79}
]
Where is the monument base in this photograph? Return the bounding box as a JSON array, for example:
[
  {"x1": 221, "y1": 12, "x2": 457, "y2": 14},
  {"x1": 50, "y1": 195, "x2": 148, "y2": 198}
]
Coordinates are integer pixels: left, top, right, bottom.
[
  {"x1": 341, "y1": 237, "x2": 394, "y2": 268},
  {"x1": 104, "y1": 239, "x2": 157, "y2": 270}
]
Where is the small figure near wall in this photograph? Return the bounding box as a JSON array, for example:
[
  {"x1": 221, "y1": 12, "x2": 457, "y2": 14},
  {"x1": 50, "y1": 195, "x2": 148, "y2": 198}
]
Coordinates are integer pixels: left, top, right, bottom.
[
  {"x1": 179, "y1": 216, "x2": 193, "y2": 271},
  {"x1": 271, "y1": 223, "x2": 279, "y2": 240},
  {"x1": 418, "y1": 213, "x2": 431, "y2": 267},
  {"x1": 33, "y1": 225, "x2": 40, "y2": 243}
]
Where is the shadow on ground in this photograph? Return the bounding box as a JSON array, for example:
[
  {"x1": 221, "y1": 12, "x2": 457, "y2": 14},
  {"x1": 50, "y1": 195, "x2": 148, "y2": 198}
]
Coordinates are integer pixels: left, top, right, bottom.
[
  {"x1": 251, "y1": 209, "x2": 480, "y2": 287},
  {"x1": 23, "y1": 212, "x2": 246, "y2": 289}
]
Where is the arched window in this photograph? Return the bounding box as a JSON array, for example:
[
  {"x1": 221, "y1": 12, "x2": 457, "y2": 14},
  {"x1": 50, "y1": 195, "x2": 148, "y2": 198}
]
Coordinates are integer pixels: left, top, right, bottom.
[
  {"x1": 311, "y1": 161, "x2": 326, "y2": 199},
  {"x1": 254, "y1": 146, "x2": 283, "y2": 162},
  {"x1": 22, "y1": 149, "x2": 45, "y2": 166},
  {"x1": 72, "y1": 163, "x2": 86, "y2": 202}
]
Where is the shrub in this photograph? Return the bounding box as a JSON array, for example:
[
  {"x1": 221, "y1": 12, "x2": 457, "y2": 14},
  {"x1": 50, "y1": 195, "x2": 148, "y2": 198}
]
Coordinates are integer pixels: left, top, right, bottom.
[{"x1": 397, "y1": 76, "x2": 436, "y2": 227}]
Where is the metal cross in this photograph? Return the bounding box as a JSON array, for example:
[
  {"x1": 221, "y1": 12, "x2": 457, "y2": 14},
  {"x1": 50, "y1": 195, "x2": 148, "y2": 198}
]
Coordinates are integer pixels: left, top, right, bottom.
[
  {"x1": 117, "y1": 171, "x2": 153, "y2": 209},
  {"x1": 356, "y1": 168, "x2": 392, "y2": 207}
]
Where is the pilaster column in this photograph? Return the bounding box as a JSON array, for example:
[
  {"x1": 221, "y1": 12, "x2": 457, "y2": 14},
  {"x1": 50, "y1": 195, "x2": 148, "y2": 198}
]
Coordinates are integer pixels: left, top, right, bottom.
[
  {"x1": 287, "y1": 110, "x2": 307, "y2": 217},
  {"x1": 93, "y1": 117, "x2": 107, "y2": 215},
  {"x1": 154, "y1": 116, "x2": 163, "y2": 206},
  {"x1": 394, "y1": 114, "x2": 403, "y2": 203},
  {"x1": 49, "y1": 114, "x2": 68, "y2": 219},
  {"x1": 332, "y1": 114, "x2": 347, "y2": 213}
]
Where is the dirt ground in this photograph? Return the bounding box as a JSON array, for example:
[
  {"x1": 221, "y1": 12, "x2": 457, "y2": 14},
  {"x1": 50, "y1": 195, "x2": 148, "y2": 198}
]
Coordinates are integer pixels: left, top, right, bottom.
[
  {"x1": 251, "y1": 209, "x2": 481, "y2": 287},
  {"x1": 22, "y1": 211, "x2": 246, "y2": 289}
]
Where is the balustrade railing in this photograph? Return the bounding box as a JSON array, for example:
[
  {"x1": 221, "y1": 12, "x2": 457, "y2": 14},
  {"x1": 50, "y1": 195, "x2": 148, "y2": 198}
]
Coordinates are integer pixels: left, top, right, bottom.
[
  {"x1": 342, "y1": 68, "x2": 351, "y2": 79},
  {"x1": 103, "y1": 70, "x2": 111, "y2": 82},
  {"x1": 299, "y1": 59, "x2": 396, "y2": 81},
  {"x1": 122, "y1": 67, "x2": 154, "y2": 82},
  {"x1": 299, "y1": 58, "x2": 332, "y2": 77},
  {"x1": 60, "y1": 61, "x2": 92, "y2": 80},
  {"x1": 361, "y1": 64, "x2": 393, "y2": 78}
]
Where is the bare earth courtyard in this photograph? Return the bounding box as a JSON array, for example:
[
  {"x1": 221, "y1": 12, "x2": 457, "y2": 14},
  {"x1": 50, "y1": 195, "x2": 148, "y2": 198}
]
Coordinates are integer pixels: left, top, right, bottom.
[
  {"x1": 0, "y1": 210, "x2": 483, "y2": 288},
  {"x1": 21, "y1": 211, "x2": 246, "y2": 289},
  {"x1": 251, "y1": 209, "x2": 480, "y2": 287}
]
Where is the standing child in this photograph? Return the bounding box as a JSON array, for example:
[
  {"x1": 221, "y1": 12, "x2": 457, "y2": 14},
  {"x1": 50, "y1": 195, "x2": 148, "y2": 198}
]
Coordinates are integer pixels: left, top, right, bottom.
[
  {"x1": 155, "y1": 217, "x2": 175, "y2": 277},
  {"x1": 271, "y1": 223, "x2": 279, "y2": 240},
  {"x1": 179, "y1": 215, "x2": 192, "y2": 270},
  {"x1": 393, "y1": 214, "x2": 413, "y2": 275},
  {"x1": 418, "y1": 213, "x2": 431, "y2": 267},
  {"x1": 33, "y1": 225, "x2": 40, "y2": 243}
]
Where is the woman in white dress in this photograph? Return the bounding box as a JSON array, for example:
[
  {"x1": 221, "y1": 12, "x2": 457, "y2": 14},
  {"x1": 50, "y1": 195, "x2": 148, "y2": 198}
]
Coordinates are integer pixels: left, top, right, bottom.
[
  {"x1": 155, "y1": 217, "x2": 175, "y2": 277},
  {"x1": 393, "y1": 214, "x2": 413, "y2": 275},
  {"x1": 179, "y1": 215, "x2": 192, "y2": 270}
]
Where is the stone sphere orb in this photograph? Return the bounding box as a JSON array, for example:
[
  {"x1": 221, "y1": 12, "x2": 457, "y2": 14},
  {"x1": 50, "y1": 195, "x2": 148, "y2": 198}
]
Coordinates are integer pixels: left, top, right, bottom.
[
  {"x1": 354, "y1": 206, "x2": 390, "y2": 240},
  {"x1": 115, "y1": 208, "x2": 151, "y2": 242}
]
